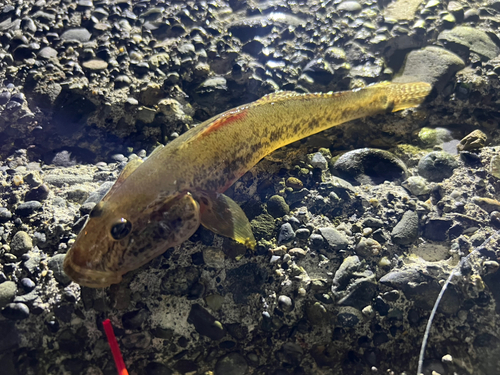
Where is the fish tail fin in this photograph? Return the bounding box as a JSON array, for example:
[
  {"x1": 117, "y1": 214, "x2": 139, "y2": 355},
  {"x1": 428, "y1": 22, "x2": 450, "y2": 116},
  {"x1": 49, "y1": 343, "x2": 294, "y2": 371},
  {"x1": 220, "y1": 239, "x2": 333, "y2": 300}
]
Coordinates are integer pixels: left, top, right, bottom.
[{"x1": 382, "y1": 81, "x2": 432, "y2": 112}]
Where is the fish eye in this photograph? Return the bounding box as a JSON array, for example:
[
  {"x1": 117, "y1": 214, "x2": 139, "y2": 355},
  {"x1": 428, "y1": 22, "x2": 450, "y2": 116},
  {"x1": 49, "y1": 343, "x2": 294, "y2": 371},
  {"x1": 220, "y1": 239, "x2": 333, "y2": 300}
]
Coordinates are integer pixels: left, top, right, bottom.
[{"x1": 110, "y1": 218, "x2": 132, "y2": 240}]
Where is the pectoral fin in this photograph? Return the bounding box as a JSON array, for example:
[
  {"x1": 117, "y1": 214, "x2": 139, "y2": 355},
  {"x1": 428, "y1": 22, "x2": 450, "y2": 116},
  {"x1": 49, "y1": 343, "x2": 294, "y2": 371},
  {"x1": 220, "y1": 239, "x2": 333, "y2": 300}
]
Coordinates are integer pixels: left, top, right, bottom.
[{"x1": 197, "y1": 191, "x2": 256, "y2": 250}]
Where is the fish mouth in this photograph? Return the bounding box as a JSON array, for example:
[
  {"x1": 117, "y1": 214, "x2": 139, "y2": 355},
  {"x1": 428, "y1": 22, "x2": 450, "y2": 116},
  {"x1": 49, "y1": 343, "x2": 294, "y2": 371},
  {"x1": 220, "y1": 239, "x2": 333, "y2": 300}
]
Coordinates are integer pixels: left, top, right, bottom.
[{"x1": 63, "y1": 253, "x2": 122, "y2": 288}]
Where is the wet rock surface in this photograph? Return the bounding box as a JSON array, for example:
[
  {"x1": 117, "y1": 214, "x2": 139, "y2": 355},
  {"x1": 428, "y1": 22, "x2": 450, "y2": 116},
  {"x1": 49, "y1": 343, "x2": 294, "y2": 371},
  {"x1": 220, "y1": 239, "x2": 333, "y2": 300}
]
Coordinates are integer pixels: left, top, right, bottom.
[{"x1": 0, "y1": 1, "x2": 500, "y2": 375}]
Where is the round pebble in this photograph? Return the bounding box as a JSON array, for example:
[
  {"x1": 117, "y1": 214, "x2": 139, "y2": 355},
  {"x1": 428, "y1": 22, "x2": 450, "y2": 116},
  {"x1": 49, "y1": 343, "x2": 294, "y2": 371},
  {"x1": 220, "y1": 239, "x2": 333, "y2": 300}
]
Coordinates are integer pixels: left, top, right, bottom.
[
  {"x1": 0, "y1": 281, "x2": 17, "y2": 308},
  {"x1": 267, "y1": 195, "x2": 289, "y2": 218},
  {"x1": 20, "y1": 278, "x2": 35, "y2": 293},
  {"x1": 15, "y1": 201, "x2": 42, "y2": 217},
  {"x1": 0, "y1": 208, "x2": 12, "y2": 222},
  {"x1": 10, "y1": 231, "x2": 33, "y2": 256},
  {"x1": 418, "y1": 151, "x2": 459, "y2": 182},
  {"x1": 277, "y1": 295, "x2": 294, "y2": 312},
  {"x1": 2, "y1": 302, "x2": 30, "y2": 320}
]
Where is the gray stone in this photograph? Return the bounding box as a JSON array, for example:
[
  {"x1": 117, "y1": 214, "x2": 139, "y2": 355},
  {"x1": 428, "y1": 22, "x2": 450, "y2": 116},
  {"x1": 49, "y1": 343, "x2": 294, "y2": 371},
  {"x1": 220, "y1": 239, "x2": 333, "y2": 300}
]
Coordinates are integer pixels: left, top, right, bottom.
[
  {"x1": 214, "y1": 352, "x2": 248, "y2": 375},
  {"x1": 418, "y1": 151, "x2": 459, "y2": 182},
  {"x1": 61, "y1": 28, "x2": 92, "y2": 42},
  {"x1": 278, "y1": 223, "x2": 295, "y2": 244},
  {"x1": 310, "y1": 152, "x2": 328, "y2": 170},
  {"x1": 187, "y1": 304, "x2": 226, "y2": 340},
  {"x1": 10, "y1": 231, "x2": 33, "y2": 256},
  {"x1": 0, "y1": 281, "x2": 17, "y2": 308},
  {"x1": 318, "y1": 227, "x2": 349, "y2": 250},
  {"x1": 37, "y1": 47, "x2": 57, "y2": 59},
  {"x1": 391, "y1": 211, "x2": 419, "y2": 245},
  {"x1": 2, "y1": 302, "x2": 29, "y2": 320},
  {"x1": 48, "y1": 254, "x2": 72, "y2": 286},
  {"x1": 438, "y1": 26, "x2": 500, "y2": 61},
  {"x1": 277, "y1": 295, "x2": 294, "y2": 312},
  {"x1": 0, "y1": 208, "x2": 12, "y2": 222},
  {"x1": 393, "y1": 46, "x2": 465, "y2": 92}
]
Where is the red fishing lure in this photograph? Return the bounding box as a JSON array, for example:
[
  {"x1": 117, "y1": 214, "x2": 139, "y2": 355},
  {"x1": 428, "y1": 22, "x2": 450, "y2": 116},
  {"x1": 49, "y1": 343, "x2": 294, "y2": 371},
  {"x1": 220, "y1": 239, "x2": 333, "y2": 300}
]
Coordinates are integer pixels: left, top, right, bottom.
[{"x1": 103, "y1": 319, "x2": 129, "y2": 375}]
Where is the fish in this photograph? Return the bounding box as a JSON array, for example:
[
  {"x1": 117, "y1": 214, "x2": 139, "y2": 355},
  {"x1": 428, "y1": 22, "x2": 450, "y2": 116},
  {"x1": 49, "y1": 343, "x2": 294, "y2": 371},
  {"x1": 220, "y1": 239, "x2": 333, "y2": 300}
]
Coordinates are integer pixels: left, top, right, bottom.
[{"x1": 63, "y1": 81, "x2": 432, "y2": 288}]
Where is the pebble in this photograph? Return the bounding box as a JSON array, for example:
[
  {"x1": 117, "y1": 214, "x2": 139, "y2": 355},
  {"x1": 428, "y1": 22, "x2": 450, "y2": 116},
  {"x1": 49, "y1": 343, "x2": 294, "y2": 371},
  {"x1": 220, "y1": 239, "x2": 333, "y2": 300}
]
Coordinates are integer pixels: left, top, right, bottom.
[
  {"x1": 277, "y1": 295, "x2": 294, "y2": 312},
  {"x1": 0, "y1": 281, "x2": 17, "y2": 308},
  {"x1": 402, "y1": 176, "x2": 431, "y2": 196},
  {"x1": 60, "y1": 28, "x2": 92, "y2": 42},
  {"x1": 457, "y1": 130, "x2": 487, "y2": 152},
  {"x1": 391, "y1": 211, "x2": 419, "y2": 245},
  {"x1": 288, "y1": 247, "x2": 307, "y2": 259},
  {"x1": 285, "y1": 177, "x2": 303, "y2": 190},
  {"x1": 472, "y1": 196, "x2": 500, "y2": 213},
  {"x1": 278, "y1": 223, "x2": 295, "y2": 244},
  {"x1": 2, "y1": 302, "x2": 29, "y2": 320},
  {"x1": 438, "y1": 26, "x2": 499, "y2": 61},
  {"x1": 82, "y1": 59, "x2": 108, "y2": 70},
  {"x1": 47, "y1": 254, "x2": 72, "y2": 286},
  {"x1": 0, "y1": 208, "x2": 12, "y2": 222},
  {"x1": 15, "y1": 201, "x2": 42, "y2": 217},
  {"x1": 318, "y1": 227, "x2": 349, "y2": 250},
  {"x1": 214, "y1": 352, "x2": 248, "y2": 375},
  {"x1": 423, "y1": 218, "x2": 453, "y2": 241},
  {"x1": 37, "y1": 47, "x2": 57, "y2": 59},
  {"x1": 417, "y1": 151, "x2": 459, "y2": 182},
  {"x1": 122, "y1": 309, "x2": 148, "y2": 330},
  {"x1": 310, "y1": 152, "x2": 328, "y2": 170},
  {"x1": 20, "y1": 278, "x2": 35, "y2": 293},
  {"x1": 10, "y1": 231, "x2": 33, "y2": 256},
  {"x1": 187, "y1": 304, "x2": 225, "y2": 340},
  {"x1": 337, "y1": 1, "x2": 362, "y2": 12},
  {"x1": 356, "y1": 237, "x2": 381, "y2": 256},
  {"x1": 25, "y1": 184, "x2": 50, "y2": 201}
]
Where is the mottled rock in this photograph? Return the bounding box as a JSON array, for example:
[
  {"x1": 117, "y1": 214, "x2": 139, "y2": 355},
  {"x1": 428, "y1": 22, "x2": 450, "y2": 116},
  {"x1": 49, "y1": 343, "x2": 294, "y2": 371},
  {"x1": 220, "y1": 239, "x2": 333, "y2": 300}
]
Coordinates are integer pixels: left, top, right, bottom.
[
  {"x1": 457, "y1": 130, "x2": 487, "y2": 151},
  {"x1": 333, "y1": 148, "x2": 408, "y2": 185},
  {"x1": 402, "y1": 176, "x2": 431, "y2": 196},
  {"x1": 15, "y1": 201, "x2": 42, "y2": 217},
  {"x1": 418, "y1": 151, "x2": 459, "y2": 182},
  {"x1": 391, "y1": 211, "x2": 419, "y2": 245},
  {"x1": 278, "y1": 223, "x2": 295, "y2": 244},
  {"x1": 48, "y1": 254, "x2": 72, "y2": 286}
]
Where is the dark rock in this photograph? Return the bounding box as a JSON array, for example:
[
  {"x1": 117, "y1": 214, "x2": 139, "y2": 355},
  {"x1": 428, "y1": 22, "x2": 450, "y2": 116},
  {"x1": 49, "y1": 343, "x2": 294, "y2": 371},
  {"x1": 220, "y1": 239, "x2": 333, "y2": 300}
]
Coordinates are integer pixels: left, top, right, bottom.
[
  {"x1": 122, "y1": 309, "x2": 148, "y2": 330},
  {"x1": 187, "y1": 304, "x2": 226, "y2": 340},
  {"x1": 0, "y1": 208, "x2": 12, "y2": 222},
  {"x1": 25, "y1": 184, "x2": 50, "y2": 201},
  {"x1": 15, "y1": 201, "x2": 42, "y2": 217},
  {"x1": 276, "y1": 342, "x2": 304, "y2": 367},
  {"x1": 226, "y1": 263, "x2": 268, "y2": 304},
  {"x1": 20, "y1": 278, "x2": 35, "y2": 293},
  {"x1": 0, "y1": 91, "x2": 11, "y2": 105},
  {"x1": 144, "y1": 362, "x2": 173, "y2": 375},
  {"x1": 333, "y1": 148, "x2": 408, "y2": 185},
  {"x1": 295, "y1": 228, "x2": 310, "y2": 239},
  {"x1": 337, "y1": 311, "x2": 360, "y2": 327},
  {"x1": 309, "y1": 233, "x2": 325, "y2": 248},
  {"x1": 337, "y1": 277, "x2": 377, "y2": 310},
  {"x1": 2, "y1": 302, "x2": 29, "y2": 320},
  {"x1": 121, "y1": 332, "x2": 152, "y2": 349},
  {"x1": 172, "y1": 360, "x2": 197, "y2": 374},
  {"x1": 0, "y1": 320, "x2": 20, "y2": 352},
  {"x1": 418, "y1": 151, "x2": 459, "y2": 182},
  {"x1": 214, "y1": 352, "x2": 248, "y2": 375}
]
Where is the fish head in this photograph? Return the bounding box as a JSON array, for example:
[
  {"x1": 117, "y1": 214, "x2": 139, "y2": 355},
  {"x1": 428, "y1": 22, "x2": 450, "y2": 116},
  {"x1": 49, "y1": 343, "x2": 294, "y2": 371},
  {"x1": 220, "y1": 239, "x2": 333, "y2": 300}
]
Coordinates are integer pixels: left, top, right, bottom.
[{"x1": 63, "y1": 192, "x2": 201, "y2": 288}]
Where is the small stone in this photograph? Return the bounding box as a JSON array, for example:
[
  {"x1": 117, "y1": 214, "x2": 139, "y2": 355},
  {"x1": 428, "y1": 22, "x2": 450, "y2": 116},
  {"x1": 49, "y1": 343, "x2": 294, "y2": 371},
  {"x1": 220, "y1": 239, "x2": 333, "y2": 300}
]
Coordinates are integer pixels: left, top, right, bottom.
[
  {"x1": 278, "y1": 223, "x2": 295, "y2": 244},
  {"x1": 277, "y1": 295, "x2": 294, "y2": 312},
  {"x1": 214, "y1": 352, "x2": 248, "y2": 375},
  {"x1": 285, "y1": 177, "x2": 303, "y2": 190},
  {"x1": 0, "y1": 281, "x2": 17, "y2": 308},
  {"x1": 2, "y1": 302, "x2": 29, "y2": 320},
  {"x1": 202, "y1": 247, "x2": 225, "y2": 269},
  {"x1": 122, "y1": 309, "x2": 148, "y2": 330},
  {"x1": 438, "y1": 26, "x2": 500, "y2": 61},
  {"x1": 402, "y1": 176, "x2": 431, "y2": 196},
  {"x1": 205, "y1": 294, "x2": 225, "y2": 311},
  {"x1": 309, "y1": 233, "x2": 325, "y2": 248},
  {"x1": 295, "y1": 228, "x2": 310, "y2": 239},
  {"x1": 288, "y1": 247, "x2": 307, "y2": 259},
  {"x1": 37, "y1": 47, "x2": 57, "y2": 59},
  {"x1": 318, "y1": 227, "x2": 349, "y2": 250},
  {"x1": 391, "y1": 211, "x2": 419, "y2": 245},
  {"x1": 10, "y1": 231, "x2": 33, "y2": 256},
  {"x1": 15, "y1": 201, "x2": 42, "y2": 217},
  {"x1": 457, "y1": 130, "x2": 487, "y2": 151},
  {"x1": 25, "y1": 184, "x2": 49, "y2": 202},
  {"x1": 187, "y1": 304, "x2": 225, "y2": 340},
  {"x1": 418, "y1": 151, "x2": 459, "y2": 182},
  {"x1": 61, "y1": 28, "x2": 92, "y2": 42},
  {"x1": 306, "y1": 302, "x2": 328, "y2": 325},
  {"x1": 0, "y1": 208, "x2": 12, "y2": 222},
  {"x1": 310, "y1": 152, "x2": 328, "y2": 170},
  {"x1": 82, "y1": 59, "x2": 108, "y2": 70},
  {"x1": 423, "y1": 218, "x2": 453, "y2": 241},
  {"x1": 20, "y1": 278, "x2": 35, "y2": 293},
  {"x1": 48, "y1": 254, "x2": 72, "y2": 286},
  {"x1": 267, "y1": 195, "x2": 289, "y2": 218},
  {"x1": 356, "y1": 237, "x2": 381, "y2": 257}
]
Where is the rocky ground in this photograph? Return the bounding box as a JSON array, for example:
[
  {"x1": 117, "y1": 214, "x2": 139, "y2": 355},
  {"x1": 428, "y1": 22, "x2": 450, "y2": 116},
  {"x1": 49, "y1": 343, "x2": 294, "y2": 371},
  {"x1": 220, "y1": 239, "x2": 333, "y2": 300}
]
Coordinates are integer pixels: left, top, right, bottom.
[{"x1": 1, "y1": 0, "x2": 500, "y2": 374}]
